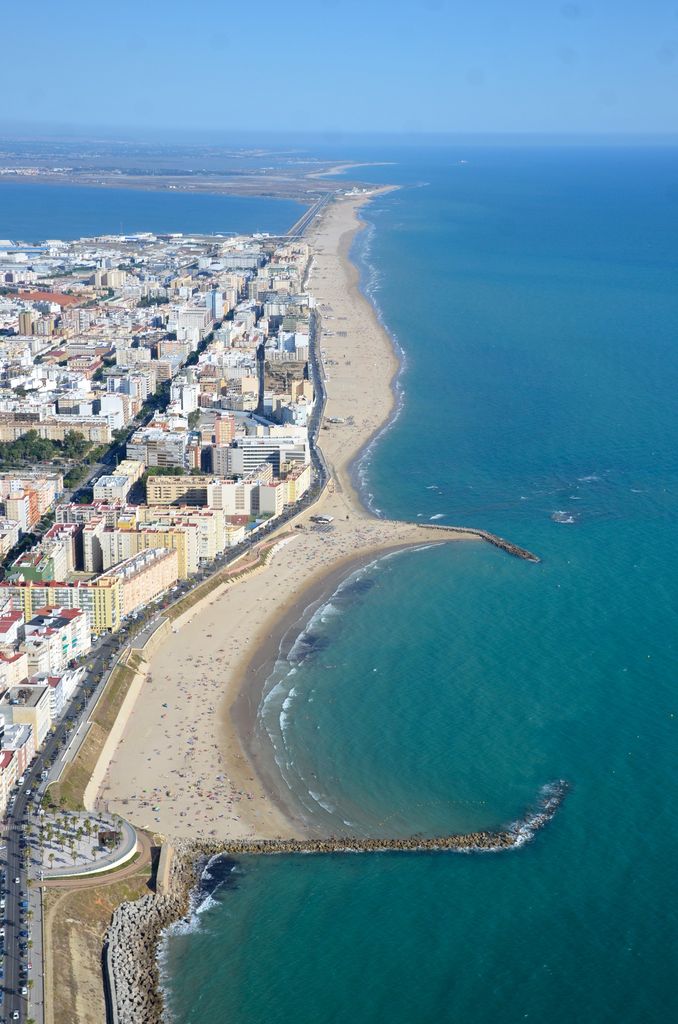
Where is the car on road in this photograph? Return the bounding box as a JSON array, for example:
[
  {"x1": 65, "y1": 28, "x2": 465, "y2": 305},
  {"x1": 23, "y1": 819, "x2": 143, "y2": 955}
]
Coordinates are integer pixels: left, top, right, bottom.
[
  {"x1": 13, "y1": 878, "x2": 19, "y2": 885},
  {"x1": 20, "y1": 986, "x2": 27, "y2": 996},
  {"x1": 13, "y1": 1011, "x2": 19, "y2": 1021}
]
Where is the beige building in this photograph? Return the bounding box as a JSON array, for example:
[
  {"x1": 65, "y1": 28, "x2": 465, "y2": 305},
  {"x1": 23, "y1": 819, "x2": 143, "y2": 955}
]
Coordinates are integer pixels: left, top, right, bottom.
[
  {"x1": 0, "y1": 414, "x2": 111, "y2": 445},
  {"x1": 0, "y1": 577, "x2": 124, "y2": 635},
  {"x1": 100, "y1": 522, "x2": 198, "y2": 578},
  {"x1": 0, "y1": 684, "x2": 52, "y2": 746},
  {"x1": 82, "y1": 517, "x2": 106, "y2": 573},
  {"x1": 0, "y1": 521, "x2": 20, "y2": 558},
  {"x1": 0, "y1": 651, "x2": 29, "y2": 689},
  {"x1": 146, "y1": 475, "x2": 213, "y2": 507},
  {"x1": 4, "y1": 492, "x2": 34, "y2": 533},
  {"x1": 93, "y1": 474, "x2": 133, "y2": 503},
  {"x1": 282, "y1": 463, "x2": 311, "y2": 504},
  {"x1": 94, "y1": 268, "x2": 127, "y2": 289},
  {"x1": 100, "y1": 547, "x2": 179, "y2": 618},
  {"x1": 116, "y1": 459, "x2": 145, "y2": 485},
  {"x1": 144, "y1": 507, "x2": 225, "y2": 562}
]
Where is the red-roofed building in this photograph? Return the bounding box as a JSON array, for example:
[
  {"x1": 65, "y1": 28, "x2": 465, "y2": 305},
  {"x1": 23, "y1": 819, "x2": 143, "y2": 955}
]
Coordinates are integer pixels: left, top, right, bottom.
[
  {"x1": 0, "y1": 610, "x2": 24, "y2": 646},
  {"x1": 22, "y1": 606, "x2": 90, "y2": 674},
  {"x1": 0, "y1": 650, "x2": 28, "y2": 688},
  {"x1": 17, "y1": 291, "x2": 81, "y2": 307}
]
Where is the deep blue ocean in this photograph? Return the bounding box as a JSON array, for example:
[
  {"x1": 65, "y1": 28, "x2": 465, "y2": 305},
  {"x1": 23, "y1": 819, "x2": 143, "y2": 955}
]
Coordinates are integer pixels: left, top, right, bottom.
[
  {"x1": 0, "y1": 181, "x2": 303, "y2": 239},
  {"x1": 159, "y1": 145, "x2": 678, "y2": 1023}
]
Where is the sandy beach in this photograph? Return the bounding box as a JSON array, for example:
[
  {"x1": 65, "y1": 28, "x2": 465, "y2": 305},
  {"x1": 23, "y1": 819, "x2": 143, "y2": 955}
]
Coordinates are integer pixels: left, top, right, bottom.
[{"x1": 99, "y1": 191, "x2": 479, "y2": 841}]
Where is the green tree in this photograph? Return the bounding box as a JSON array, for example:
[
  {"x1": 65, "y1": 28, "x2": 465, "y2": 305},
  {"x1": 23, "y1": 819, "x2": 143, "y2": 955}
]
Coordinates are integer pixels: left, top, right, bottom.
[{"x1": 61, "y1": 430, "x2": 89, "y2": 459}]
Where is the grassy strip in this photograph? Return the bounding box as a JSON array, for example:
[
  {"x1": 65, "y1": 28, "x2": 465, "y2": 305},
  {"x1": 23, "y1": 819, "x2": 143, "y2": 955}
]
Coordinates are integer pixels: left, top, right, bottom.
[{"x1": 47, "y1": 654, "x2": 142, "y2": 811}]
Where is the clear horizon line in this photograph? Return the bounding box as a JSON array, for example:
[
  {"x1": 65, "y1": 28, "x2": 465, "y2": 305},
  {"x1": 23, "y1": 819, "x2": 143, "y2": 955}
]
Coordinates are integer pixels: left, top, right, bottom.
[{"x1": 1, "y1": 122, "x2": 678, "y2": 144}]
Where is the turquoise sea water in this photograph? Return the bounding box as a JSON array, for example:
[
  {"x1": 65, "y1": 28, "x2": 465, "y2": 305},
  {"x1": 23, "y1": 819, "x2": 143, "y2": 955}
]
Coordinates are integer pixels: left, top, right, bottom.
[
  {"x1": 171, "y1": 147, "x2": 678, "y2": 1020},
  {"x1": 0, "y1": 181, "x2": 304, "y2": 240}
]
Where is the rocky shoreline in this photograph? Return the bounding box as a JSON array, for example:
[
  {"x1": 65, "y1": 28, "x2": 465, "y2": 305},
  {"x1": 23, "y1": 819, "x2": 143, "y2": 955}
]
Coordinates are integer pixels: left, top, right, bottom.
[
  {"x1": 104, "y1": 844, "x2": 199, "y2": 1024},
  {"x1": 104, "y1": 781, "x2": 567, "y2": 1023}
]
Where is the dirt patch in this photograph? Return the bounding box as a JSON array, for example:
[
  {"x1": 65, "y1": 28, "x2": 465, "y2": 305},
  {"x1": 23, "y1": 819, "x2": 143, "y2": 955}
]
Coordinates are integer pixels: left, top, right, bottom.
[{"x1": 44, "y1": 866, "x2": 153, "y2": 1024}]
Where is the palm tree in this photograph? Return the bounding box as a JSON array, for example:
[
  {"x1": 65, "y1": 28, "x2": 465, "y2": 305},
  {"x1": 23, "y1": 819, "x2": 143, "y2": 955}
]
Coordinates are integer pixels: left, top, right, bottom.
[{"x1": 48, "y1": 852, "x2": 55, "y2": 872}]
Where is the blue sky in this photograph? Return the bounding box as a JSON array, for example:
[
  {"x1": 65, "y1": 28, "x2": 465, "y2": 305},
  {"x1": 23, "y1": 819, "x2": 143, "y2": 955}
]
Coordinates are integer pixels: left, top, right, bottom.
[{"x1": 3, "y1": 0, "x2": 678, "y2": 135}]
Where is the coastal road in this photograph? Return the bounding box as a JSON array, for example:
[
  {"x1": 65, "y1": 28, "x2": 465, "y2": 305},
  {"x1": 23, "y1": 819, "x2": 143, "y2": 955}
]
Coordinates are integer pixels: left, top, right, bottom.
[
  {"x1": 0, "y1": 628, "x2": 121, "y2": 1024},
  {"x1": 287, "y1": 190, "x2": 336, "y2": 238}
]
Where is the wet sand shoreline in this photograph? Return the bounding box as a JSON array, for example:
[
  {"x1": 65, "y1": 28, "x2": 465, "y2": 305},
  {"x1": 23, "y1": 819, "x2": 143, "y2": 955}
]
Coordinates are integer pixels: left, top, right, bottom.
[{"x1": 229, "y1": 540, "x2": 447, "y2": 835}]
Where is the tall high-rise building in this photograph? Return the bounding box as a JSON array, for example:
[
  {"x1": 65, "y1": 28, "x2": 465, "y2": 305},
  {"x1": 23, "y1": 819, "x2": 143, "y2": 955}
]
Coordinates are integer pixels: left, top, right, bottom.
[
  {"x1": 206, "y1": 289, "x2": 224, "y2": 320},
  {"x1": 213, "y1": 413, "x2": 235, "y2": 446},
  {"x1": 18, "y1": 312, "x2": 35, "y2": 336}
]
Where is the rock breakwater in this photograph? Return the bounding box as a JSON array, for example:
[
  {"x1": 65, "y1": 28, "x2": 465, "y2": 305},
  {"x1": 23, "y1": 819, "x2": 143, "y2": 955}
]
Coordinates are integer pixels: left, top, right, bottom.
[
  {"x1": 417, "y1": 522, "x2": 541, "y2": 562},
  {"x1": 104, "y1": 781, "x2": 566, "y2": 1023},
  {"x1": 105, "y1": 846, "x2": 199, "y2": 1024}
]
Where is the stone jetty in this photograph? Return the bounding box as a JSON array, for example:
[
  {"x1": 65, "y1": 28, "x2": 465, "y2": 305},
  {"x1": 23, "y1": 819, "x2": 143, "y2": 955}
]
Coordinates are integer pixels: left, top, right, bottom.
[
  {"x1": 103, "y1": 782, "x2": 566, "y2": 1023},
  {"x1": 417, "y1": 522, "x2": 541, "y2": 562}
]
